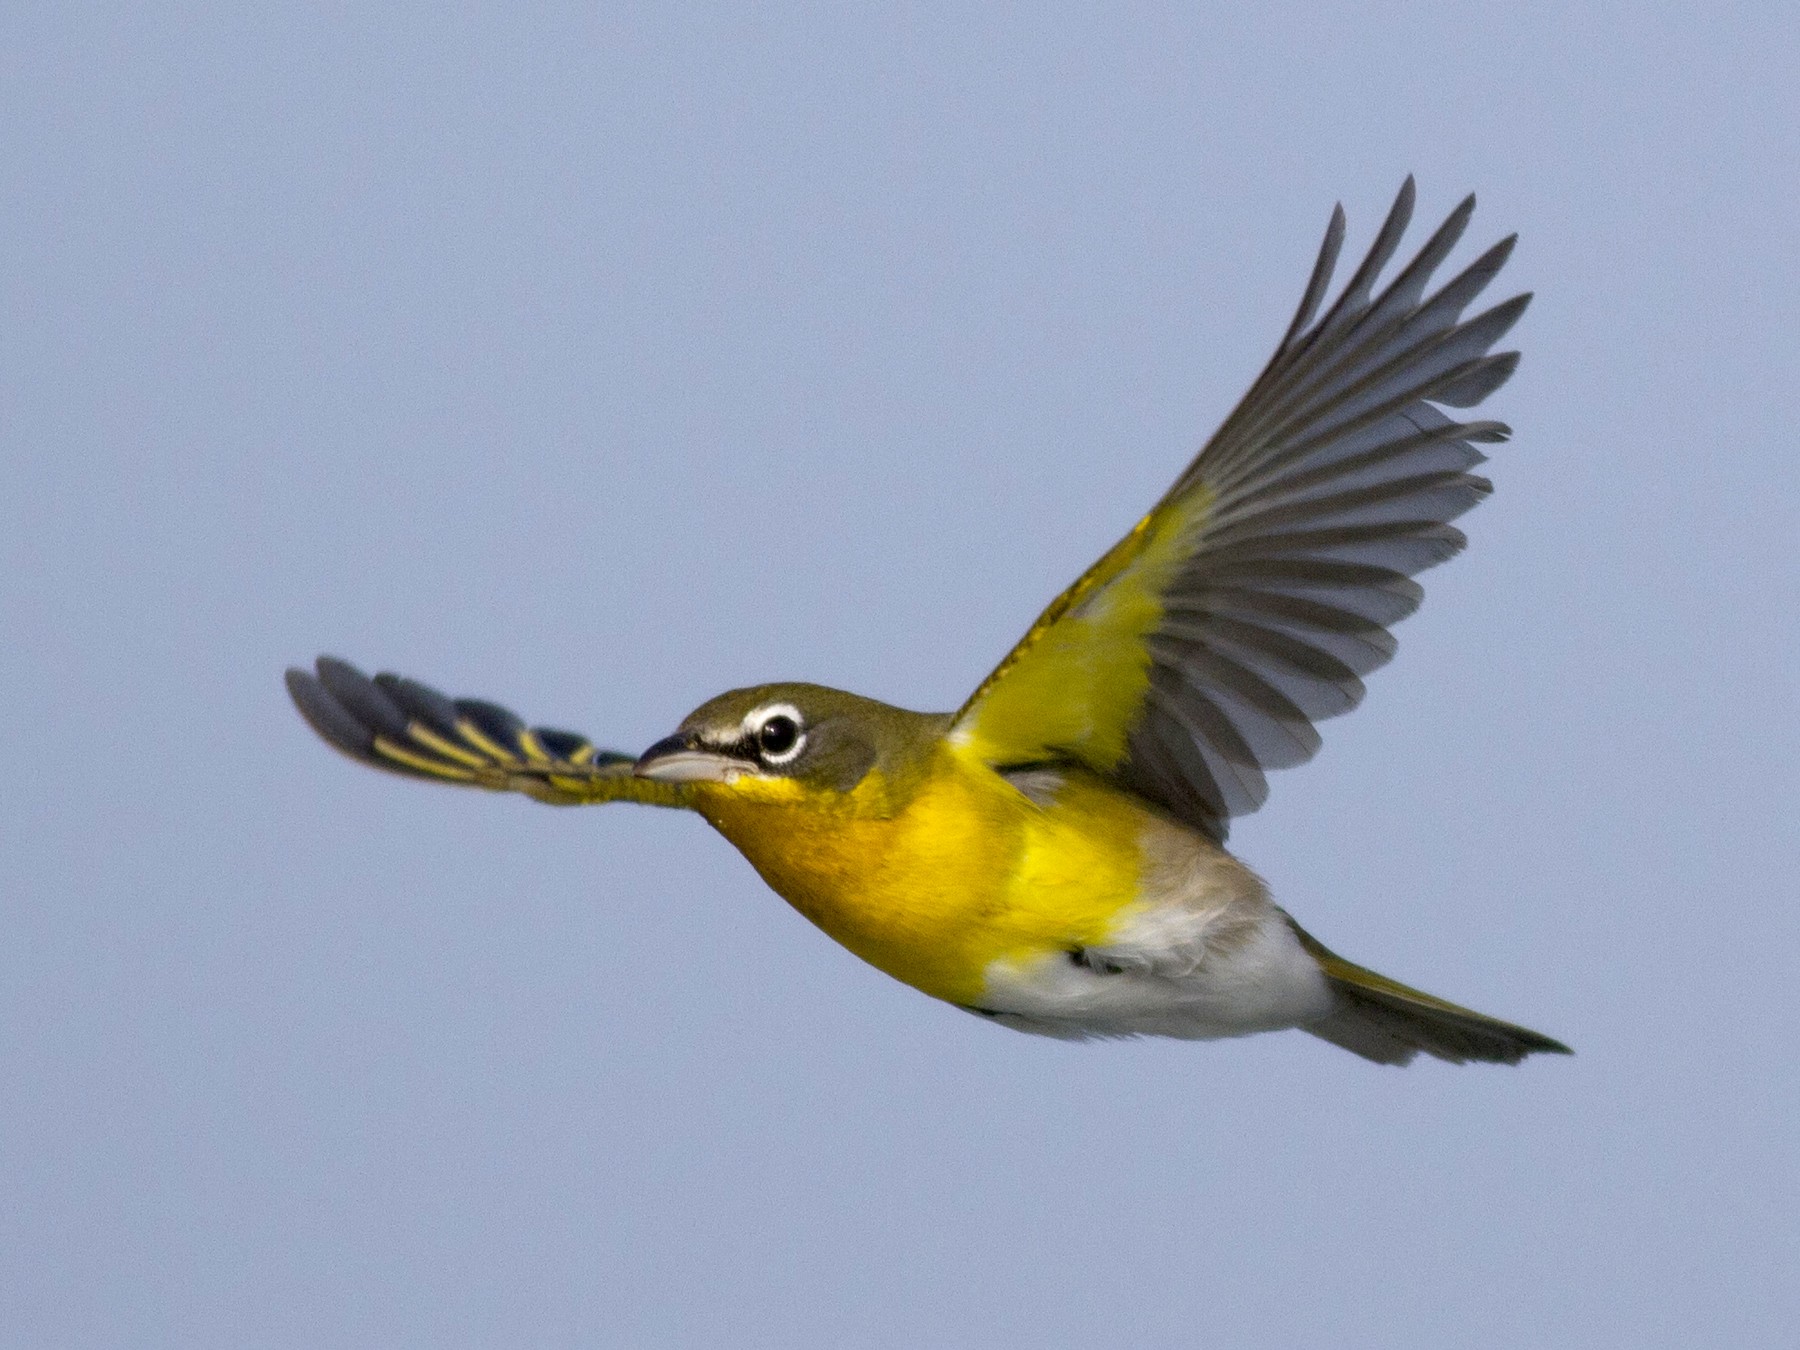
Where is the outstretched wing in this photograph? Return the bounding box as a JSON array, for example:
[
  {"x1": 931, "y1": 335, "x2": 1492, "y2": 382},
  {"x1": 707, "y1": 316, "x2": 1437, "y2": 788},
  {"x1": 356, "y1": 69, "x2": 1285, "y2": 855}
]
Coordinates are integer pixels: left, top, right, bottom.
[
  {"x1": 952, "y1": 179, "x2": 1526, "y2": 840},
  {"x1": 286, "y1": 656, "x2": 691, "y2": 808}
]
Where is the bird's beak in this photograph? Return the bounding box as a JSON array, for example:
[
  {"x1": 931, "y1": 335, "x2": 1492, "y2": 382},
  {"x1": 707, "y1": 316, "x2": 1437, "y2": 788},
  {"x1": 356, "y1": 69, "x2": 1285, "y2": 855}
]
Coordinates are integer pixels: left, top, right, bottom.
[{"x1": 633, "y1": 734, "x2": 750, "y2": 783}]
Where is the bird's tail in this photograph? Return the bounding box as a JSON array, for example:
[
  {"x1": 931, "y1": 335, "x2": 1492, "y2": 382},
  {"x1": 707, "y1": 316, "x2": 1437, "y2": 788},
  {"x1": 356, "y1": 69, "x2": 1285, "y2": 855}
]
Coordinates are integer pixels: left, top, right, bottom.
[{"x1": 1286, "y1": 918, "x2": 1570, "y2": 1066}]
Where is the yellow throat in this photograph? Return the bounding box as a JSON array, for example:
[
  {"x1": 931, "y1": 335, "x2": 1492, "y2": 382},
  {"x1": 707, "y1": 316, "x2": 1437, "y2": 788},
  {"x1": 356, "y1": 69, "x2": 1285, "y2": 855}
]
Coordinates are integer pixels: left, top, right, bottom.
[{"x1": 692, "y1": 742, "x2": 1166, "y2": 1007}]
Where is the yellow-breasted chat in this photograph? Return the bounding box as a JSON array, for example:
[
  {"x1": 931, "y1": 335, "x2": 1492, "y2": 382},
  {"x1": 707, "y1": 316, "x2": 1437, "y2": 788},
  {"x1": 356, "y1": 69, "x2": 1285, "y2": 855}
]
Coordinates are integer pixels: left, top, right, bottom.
[{"x1": 288, "y1": 179, "x2": 1568, "y2": 1066}]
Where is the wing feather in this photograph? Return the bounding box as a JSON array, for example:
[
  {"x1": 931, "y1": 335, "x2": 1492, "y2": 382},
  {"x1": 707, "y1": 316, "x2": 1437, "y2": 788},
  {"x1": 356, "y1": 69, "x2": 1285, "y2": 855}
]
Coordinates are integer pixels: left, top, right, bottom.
[
  {"x1": 952, "y1": 182, "x2": 1525, "y2": 838},
  {"x1": 286, "y1": 656, "x2": 691, "y2": 808},
  {"x1": 1146, "y1": 635, "x2": 1321, "y2": 764}
]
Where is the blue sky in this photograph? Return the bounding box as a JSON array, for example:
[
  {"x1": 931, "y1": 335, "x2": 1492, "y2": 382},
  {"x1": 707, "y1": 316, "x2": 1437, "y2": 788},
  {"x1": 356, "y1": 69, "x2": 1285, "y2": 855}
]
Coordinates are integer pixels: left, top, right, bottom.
[{"x1": 4, "y1": 5, "x2": 1796, "y2": 1346}]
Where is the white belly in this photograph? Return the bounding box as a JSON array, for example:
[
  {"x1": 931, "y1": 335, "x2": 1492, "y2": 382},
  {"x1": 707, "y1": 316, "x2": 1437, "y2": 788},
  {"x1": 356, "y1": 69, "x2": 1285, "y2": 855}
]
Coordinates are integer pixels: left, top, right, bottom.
[{"x1": 973, "y1": 893, "x2": 1333, "y2": 1042}]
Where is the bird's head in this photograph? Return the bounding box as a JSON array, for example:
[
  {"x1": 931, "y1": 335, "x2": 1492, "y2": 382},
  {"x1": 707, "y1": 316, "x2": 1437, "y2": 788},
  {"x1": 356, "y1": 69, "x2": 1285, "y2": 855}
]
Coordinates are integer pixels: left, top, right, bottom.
[{"x1": 633, "y1": 682, "x2": 947, "y2": 806}]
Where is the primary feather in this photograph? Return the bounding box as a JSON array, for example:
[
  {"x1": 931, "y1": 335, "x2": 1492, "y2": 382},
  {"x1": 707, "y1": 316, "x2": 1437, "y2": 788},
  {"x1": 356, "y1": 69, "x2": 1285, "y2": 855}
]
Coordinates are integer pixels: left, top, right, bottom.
[
  {"x1": 286, "y1": 657, "x2": 688, "y2": 807},
  {"x1": 953, "y1": 178, "x2": 1527, "y2": 840}
]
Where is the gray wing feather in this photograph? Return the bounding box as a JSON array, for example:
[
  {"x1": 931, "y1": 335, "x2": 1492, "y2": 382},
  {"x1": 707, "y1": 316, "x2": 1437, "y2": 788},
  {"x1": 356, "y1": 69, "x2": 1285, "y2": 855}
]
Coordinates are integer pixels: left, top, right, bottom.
[
  {"x1": 1123, "y1": 180, "x2": 1527, "y2": 839},
  {"x1": 286, "y1": 656, "x2": 648, "y2": 805}
]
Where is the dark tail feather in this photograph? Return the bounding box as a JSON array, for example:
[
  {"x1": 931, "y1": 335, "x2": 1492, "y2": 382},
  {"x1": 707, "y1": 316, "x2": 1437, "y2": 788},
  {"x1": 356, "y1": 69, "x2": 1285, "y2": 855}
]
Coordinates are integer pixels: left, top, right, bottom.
[{"x1": 1288, "y1": 918, "x2": 1571, "y2": 1066}]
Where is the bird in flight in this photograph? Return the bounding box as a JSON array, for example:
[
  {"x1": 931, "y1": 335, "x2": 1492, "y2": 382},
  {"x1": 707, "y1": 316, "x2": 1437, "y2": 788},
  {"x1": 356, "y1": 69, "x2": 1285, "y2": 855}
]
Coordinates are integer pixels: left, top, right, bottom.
[{"x1": 289, "y1": 179, "x2": 1568, "y2": 1066}]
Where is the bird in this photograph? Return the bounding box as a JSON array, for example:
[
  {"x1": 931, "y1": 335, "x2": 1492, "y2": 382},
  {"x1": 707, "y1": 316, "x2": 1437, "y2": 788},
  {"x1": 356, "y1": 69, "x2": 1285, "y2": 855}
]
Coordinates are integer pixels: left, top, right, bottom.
[{"x1": 288, "y1": 179, "x2": 1569, "y2": 1066}]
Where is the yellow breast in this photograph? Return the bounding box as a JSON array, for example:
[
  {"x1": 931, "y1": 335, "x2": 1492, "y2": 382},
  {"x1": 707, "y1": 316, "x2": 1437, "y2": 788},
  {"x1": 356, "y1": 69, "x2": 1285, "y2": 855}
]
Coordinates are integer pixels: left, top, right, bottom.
[{"x1": 692, "y1": 746, "x2": 1158, "y2": 1006}]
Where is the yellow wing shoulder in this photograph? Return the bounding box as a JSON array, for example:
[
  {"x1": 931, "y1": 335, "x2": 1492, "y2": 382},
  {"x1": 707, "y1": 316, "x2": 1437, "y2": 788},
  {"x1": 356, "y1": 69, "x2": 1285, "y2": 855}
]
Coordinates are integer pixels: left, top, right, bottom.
[{"x1": 950, "y1": 489, "x2": 1210, "y2": 773}]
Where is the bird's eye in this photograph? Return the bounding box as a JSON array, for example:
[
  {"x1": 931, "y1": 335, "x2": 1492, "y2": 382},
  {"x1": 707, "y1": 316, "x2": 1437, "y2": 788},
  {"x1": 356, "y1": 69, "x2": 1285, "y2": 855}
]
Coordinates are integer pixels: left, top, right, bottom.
[{"x1": 757, "y1": 714, "x2": 800, "y2": 759}]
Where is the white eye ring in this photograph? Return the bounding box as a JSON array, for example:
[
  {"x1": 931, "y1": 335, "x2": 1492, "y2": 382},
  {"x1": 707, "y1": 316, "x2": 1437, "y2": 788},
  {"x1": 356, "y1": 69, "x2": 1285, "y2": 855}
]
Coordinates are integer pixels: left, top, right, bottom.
[{"x1": 745, "y1": 703, "x2": 806, "y2": 765}]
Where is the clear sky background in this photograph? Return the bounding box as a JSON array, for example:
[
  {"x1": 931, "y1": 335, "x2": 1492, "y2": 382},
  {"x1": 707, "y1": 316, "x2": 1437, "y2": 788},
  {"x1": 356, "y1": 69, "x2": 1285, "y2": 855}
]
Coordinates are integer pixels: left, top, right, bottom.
[{"x1": 4, "y1": 5, "x2": 1796, "y2": 1347}]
